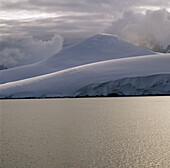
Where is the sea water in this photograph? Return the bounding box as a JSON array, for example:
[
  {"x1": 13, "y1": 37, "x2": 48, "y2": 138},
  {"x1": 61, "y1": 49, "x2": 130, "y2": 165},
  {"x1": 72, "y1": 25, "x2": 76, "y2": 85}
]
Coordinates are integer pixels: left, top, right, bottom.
[{"x1": 1, "y1": 97, "x2": 170, "y2": 168}]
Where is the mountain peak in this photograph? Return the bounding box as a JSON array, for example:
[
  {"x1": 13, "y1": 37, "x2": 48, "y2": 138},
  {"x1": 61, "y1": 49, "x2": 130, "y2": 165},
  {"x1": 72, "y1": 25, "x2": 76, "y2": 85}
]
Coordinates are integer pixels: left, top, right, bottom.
[
  {"x1": 0, "y1": 33, "x2": 154, "y2": 84},
  {"x1": 90, "y1": 33, "x2": 118, "y2": 39},
  {"x1": 81, "y1": 33, "x2": 120, "y2": 47},
  {"x1": 68, "y1": 33, "x2": 152, "y2": 56}
]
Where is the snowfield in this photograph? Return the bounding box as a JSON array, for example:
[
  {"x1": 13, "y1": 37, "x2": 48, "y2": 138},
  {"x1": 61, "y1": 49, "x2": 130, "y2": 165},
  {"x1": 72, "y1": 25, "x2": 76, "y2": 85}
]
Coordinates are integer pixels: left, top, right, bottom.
[
  {"x1": 0, "y1": 34, "x2": 170, "y2": 98},
  {"x1": 1, "y1": 54, "x2": 170, "y2": 98},
  {"x1": 0, "y1": 34, "x2": 153, "y2": 84}
]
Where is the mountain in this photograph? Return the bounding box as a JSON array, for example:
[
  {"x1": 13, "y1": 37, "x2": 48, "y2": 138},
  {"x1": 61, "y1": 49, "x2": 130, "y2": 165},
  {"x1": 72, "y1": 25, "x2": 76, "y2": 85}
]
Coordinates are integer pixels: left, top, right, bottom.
[
  {"x1": 1, "y1": 54, "x2": 170, "y2": 98},
  {"x1": 0, "y1": 34, "x2": 154, "y2": 84}
]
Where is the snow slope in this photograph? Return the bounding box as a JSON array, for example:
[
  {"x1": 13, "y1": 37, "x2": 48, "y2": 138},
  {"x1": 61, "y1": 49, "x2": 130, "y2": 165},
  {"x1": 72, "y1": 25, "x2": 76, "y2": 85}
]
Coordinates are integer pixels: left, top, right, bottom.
[
  {"x1": 0, "y1": 54, "x2": 170, "y2": 98},
  {"x1": 0, "y1": 34, "x2": 154, "y2": 84}
]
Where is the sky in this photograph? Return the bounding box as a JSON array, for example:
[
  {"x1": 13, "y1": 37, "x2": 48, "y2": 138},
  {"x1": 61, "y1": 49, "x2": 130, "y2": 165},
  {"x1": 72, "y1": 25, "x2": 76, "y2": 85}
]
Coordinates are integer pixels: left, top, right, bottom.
[{"x1": 1, "y1": 0, "x2": 170, "y2": 68}]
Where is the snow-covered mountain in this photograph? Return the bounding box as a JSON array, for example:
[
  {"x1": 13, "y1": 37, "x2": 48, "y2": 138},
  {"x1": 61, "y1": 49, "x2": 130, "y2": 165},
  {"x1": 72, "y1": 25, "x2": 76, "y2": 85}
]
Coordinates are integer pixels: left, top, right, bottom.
[
  {"x1": 0, "y1": 53, "x2": 170, "y2": 98},
  {"x1": 1, "y1": 33, "x2": 169, "y2": 98},
  {"x1": 0, "y1": 34, "x2": 153, "y2": 84}
]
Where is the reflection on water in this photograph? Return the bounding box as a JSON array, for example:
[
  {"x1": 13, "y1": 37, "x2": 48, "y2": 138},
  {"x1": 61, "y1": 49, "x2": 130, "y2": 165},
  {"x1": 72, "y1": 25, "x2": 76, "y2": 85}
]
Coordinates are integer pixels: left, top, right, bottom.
[{"x1": 1, "y1": 97, "x2": 170, "y2": 168}]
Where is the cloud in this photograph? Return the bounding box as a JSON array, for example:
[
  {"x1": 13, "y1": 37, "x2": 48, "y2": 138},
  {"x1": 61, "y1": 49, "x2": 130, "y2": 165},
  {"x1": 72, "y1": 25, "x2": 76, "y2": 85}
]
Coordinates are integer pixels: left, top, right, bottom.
[
  {"x1": 2, "y1": 0, "x2": 170, "y2": 13},
  {"x1": 105, "y1": 9, "x2": 170, "y2": 49},
  {"x1": 1, "y1": 0, "x2": 170, "y2": 51},
  {"x1": 1, "y1": 0, "x2": 170, "y2": 39},
  {"x1": 0, "y1": 34, "x2": 63, "y2": 68}
]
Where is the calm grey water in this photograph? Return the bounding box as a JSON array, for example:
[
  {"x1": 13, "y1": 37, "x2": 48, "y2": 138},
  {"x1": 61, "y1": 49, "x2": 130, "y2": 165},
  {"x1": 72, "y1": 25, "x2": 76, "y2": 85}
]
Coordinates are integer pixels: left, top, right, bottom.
[{"x1": 1, "y1": 97, "x2": 170, "y2": 168}]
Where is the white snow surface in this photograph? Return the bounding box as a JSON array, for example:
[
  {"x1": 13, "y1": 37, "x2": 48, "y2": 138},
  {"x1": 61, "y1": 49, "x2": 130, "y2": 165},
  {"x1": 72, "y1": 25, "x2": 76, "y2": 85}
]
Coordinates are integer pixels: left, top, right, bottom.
[
  {"x1": 0, "y1": 34, "x2": 154, "y2": 84},
  {"x1": 1, "y1": 34, "x2": 169, "y2": 98},
  {"x1": 0, "y1": 53, "x2": 170, "y2": 98}
]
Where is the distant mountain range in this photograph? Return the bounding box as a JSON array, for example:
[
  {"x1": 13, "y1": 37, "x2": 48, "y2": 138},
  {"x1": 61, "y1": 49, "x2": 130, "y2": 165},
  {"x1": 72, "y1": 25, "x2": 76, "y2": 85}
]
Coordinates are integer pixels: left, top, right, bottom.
[{"x1": 1, "y1": 34, "x2": 170, "y2": 98}]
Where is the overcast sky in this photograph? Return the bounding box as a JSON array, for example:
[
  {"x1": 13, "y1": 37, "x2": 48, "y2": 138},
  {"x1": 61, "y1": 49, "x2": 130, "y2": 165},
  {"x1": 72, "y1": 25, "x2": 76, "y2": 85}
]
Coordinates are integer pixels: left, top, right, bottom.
[
  {"x1": 1, "y1": 0, "x2": 170, "y2": 68},
  {"x1": 1, "y1": 0, "x2": 170, "y2": 39}
]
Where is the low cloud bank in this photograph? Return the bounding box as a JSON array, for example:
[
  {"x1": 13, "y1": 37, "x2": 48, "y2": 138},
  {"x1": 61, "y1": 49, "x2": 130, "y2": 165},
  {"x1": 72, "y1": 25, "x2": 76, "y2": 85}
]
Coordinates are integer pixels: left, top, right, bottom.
[
  {"x1": 105, "y1": 9, "x2": 170, "y2": 52},
  {"x1": 0, "y1": 34, "x2": 63, "y2": 68}
]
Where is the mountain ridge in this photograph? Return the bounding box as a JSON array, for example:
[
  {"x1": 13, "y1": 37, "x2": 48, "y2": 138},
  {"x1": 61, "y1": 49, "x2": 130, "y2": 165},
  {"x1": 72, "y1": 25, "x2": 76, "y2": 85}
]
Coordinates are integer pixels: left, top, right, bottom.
[
  {"x1": 0, "y1": 34, "x2": 154, "y2": 84},
  {"x1": 1, "y1": 53, "x2": 170, "y2": 98}
]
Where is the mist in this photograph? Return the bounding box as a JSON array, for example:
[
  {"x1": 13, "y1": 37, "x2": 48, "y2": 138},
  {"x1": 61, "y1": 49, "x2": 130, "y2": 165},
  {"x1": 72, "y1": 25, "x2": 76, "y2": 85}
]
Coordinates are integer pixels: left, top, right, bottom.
[
  {"x1": 105, "y1": 9, "x2": 170, "y2": 52},
  {"x1": 0, "y1": 34, "x2": 63, "y2": 68}
]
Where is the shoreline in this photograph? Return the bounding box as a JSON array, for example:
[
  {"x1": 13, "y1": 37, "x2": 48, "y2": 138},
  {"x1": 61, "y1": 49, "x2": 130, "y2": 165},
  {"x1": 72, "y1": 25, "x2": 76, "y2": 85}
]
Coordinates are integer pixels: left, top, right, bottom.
[{"x1": 1, "y1": 94, "x2": 170, "y2": 100}]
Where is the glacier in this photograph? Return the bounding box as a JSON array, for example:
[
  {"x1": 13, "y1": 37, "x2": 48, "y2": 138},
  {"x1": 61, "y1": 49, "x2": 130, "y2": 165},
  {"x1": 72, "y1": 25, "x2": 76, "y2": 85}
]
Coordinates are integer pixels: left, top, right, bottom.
[
  {"x1": 75, "y1": 74, "x2": 170, "y2": 97},
  {"x1": 0, "y1": 34, "x2": 170, "y2": 98},
  {"x1": 1, "y1": 54, "x2": 170, "y2": 98},
  {"x1": 0, "y1": 34, "x2": 154, "y2": 84}
]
